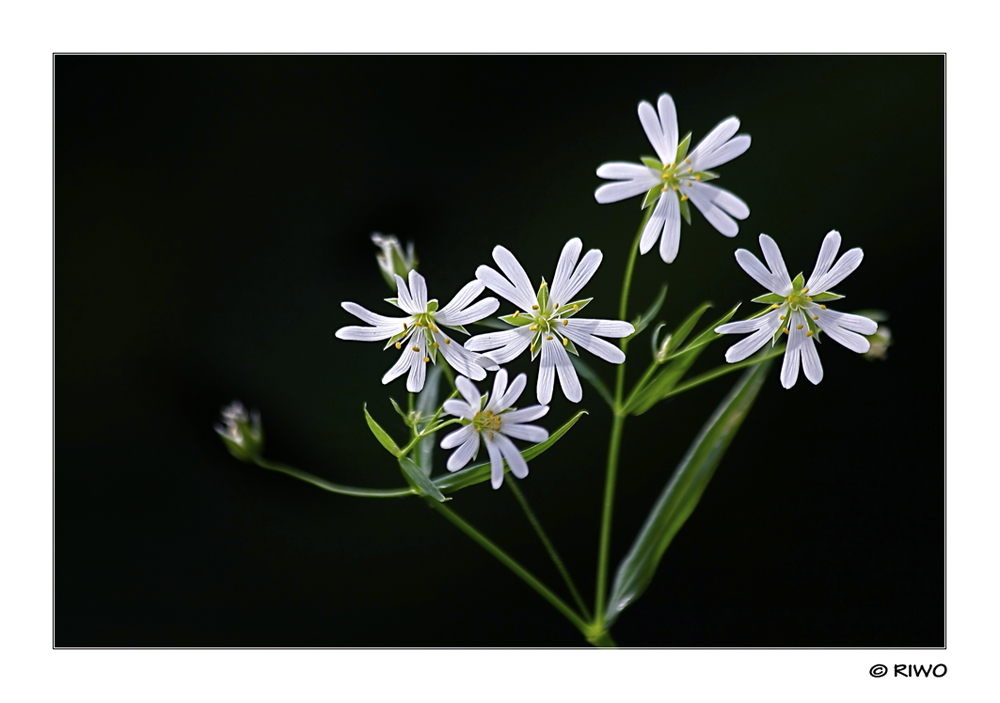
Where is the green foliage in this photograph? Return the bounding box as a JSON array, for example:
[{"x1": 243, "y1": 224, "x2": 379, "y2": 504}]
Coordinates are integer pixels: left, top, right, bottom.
[
  {"x1": 605, "y1": 360, "x2": 773, "y2": 626},
  {"x1": 642, "y1": 186, "x2": 661, "y2": 210},
  {"x1": 675, "y1": 132, "x2": 692, "y2": 164},
  {"x1": 399, "y1": 457, "x2": 448, "y2": 502},
  {"x1": 364, "y1": 403, "x2": 401, "y2": 457},
  {"x1": 570, "y1": 356, "x2": 614, "y2": 409},
  {"x1": 630, "y1": 284, "x2": 668, "y2": 339},
  {"x1": 678, "y1": 197, "x2": 691, "y2": 225},
  {"x1": 640, "y1": 156, "x2": 663, "y2": 169}
]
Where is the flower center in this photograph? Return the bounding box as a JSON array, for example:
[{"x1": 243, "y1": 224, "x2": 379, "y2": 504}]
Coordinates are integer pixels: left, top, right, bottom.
[
  {"x1": 785, "y1": 287, "x2": 813, "y2": 311},
  {"x1": 659, "y1": 158, "x2": 700, "y2": 196},
  {"x1": 472, "y1": 409, "x2": 502, "y2": 434},
  {"x1": 411, "y1": 311, "x2": 440, "y2": 333}
]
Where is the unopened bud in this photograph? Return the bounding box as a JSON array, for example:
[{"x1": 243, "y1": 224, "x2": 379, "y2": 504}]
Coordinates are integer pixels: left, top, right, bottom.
[
  {"x1": 372, "y1": 232, "x2": 417, "y2": 290},
  {"x1": 215, "y1": 400, "x2": 264, "y2": 461},
  {"x1": 864, "y1": 324, "x2": 892, "y2": 361},
  {"x1": 655, "y1": 334, "x2": 673, "y2": 364}
]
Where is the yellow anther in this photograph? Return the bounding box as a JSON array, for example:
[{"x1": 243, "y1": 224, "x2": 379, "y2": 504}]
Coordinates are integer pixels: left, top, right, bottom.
[
  {"x1": 797, "y1": 324, "x2": 803, "y2": 330},
  {"x1": 661, "y1": 186, "x2": 669, "y2": 192},
  {"x1": 573, "y1": 304, "x2": 579, "y2": 311},
  {"x1": 553, "y1": 303, "x2": 560, "y2": 310},
  {"x1": 562, "y1": 319, "x2": 568, "y2": 326},
  {"x1": 695, "y1": 174, "x2": 701, "y2": 181},
  {"x1": 666, "y1": 163, "x2": 672, "y2": 169},
  {"x1": 433, "y1": 342, "x2": 439, "y2": 349},
  {"x1": 444, "y1": 338, "x2": 451, "y2": 344},
  {"x1": 414, "y1": 320, "x2": 423, "y2": 327},
  {"x1": 771, "y1": 304, "x2": 780, "y2": 310},
  {"x1": 539, "y1": 281, "x2": 547, "y2": 288},
  {"x1": 412, "y1": 346, "x2": 420, "y2": 352},
  {"x1": 530, "y1": 343, "x2": 536, "y2": 352},
  {"x1": 802, "y1": 288, "x2": 809, "y2": 294},
  {"x1": 672, "y1": 185, "x2": 679, "y2": 191},
  {"x1": 512, "y1": 310, "x2": 520, "y2": 318},
  {"x1": 687, "y1": 167, "x2": 693, "y2": 173},
  {"x1": 546, "y1": 335, "x2": 553, "y2": 340},
  {"x1": 532, "y1": 305, "x2": 539, "y2": 310},
  {"x1": 402, "y1": 322, "x2": 408, "y2": 330},
  {"x1": 423, "y1": 356, "x2": 429, "y2": 363},
  {"x1": 562, "y1": 337, "x2": 568, "y2": 347},
  {"x1": 395, "y1": 342, "x2": 401, "y2": 349},
  {"x1": 806, "y1": 330, "x2": 813, "y2": 337},
  {"x1": 680, "y1": 194, "x2": 688, "y2": 201},
  {"x1": 529, "y1": 324, "x2": 538, "y2": 331},
  {"x1": 805, "y1": 297, "x2": 812, "y2": 303},
  {"x1": 787, "y1": 295, "x2": 793, "y2": 302},
  {"x1": 820, "y1": 304, "x2": 827, "y2": 310},
  {"x1": 812, "y1": 315, "x2": 818, "y2": 320},
  {"x1": 661, "y1": 173, "x2": 669, "y2": 180},
  {"x1": 779, "y1": 315, "x2": 785, "y2": 320},
  {"x1": 783, "y1": 328, "x2": 789, "y2": 335},
  {"x1": 685, "y1": 157, "x2": 691, "y2": 164}
]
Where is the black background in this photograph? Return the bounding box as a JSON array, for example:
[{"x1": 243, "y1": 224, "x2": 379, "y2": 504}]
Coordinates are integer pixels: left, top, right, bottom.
[{"x1": 55, "y1": 55, "x2": 944, "y2": 647}]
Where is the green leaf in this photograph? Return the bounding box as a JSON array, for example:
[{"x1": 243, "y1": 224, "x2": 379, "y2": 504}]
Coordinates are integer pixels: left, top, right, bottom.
[
  {"x1": 669, "y1": 302, "x2": 742, "y2": 360},
  {"x1": 433, "y1": 411, "x2": 587, "y2": 494},
  {"x1": 678, "y1": 197, "x2": 691, "y2": 225},
  {"x1": 751, "y1": 293, "x2": 786, "y2": 304},
  {"x1": 809, "y1": 291, "x2": 845, "y2": 302},
  {"x1": 674, "y1": 132, "x2": 692, "y2": 164},
  {"x1": 670, "y1": 302, "x2": 713, "y2": 352},
  {"x1": 364, "y1": 403, "x2": 401, "y2": 457},
  {"x1": 399, "y1": 456, "x2": 448, "y2": 502},
  {"x1": 562, "y1": 337, "x2": 579, "y2": 357},
  {"x1": 384, "y1": 297, "x2": 399, "y2": 306},
  {"x1": 389, "y1": 397, "x2": 409, "y2": 424},
  {"x1": 630, "y1": 284, "x2": 668, "y2": 339},
  {"x1": 641, "y1": 186, "x2": 661, "y2": 210},
  {"x1": 414, "y1": 364, "x2": 442, "y2": 476},
  {"x1": 650, "y1": 322, "x2": 667, "y2": 359},
  {"x1": 570, "y1": 356, "x2": 613, "y2": 409},
  {"x1": 473, "y1": 318, "x2": 512, "y2": 330},
  {"x1": 628, "y1": 345, "x2": 705, "y2": 415},
  {"x1": 499, "y1": 312, "x2": 532, "y2": 326},
  {"x1": 605, "y1": 359, "x2": 773, "y2": 626},
  {"x1": 640, "y1": 156, "x2": 663, "y2": 169}
]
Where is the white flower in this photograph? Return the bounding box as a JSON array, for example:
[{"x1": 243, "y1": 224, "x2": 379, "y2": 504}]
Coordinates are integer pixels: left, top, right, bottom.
[
  {"x1": 439, "y1": 370, "x2": 549, "y2": 490},
  {"x1": 466, "y1": 238, "x2": 634, "y2": 404},
  {"x1": 594, "y1": 93, "x2": 751, "y2": 263},
  {"x1": 335, "y1": 270, "x2": 500, "y2": 392},
  {"x1": 715, "y1": 231, "x2": 878, "y2": 389}
]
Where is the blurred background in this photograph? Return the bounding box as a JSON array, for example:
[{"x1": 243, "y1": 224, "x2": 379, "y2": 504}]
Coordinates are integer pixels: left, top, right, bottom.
[{"x1": 55, "y1": 55, "x2": 944, "y2": 647}]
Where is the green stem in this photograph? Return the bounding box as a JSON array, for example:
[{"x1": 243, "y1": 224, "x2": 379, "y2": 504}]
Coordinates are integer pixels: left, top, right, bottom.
[
  {"x1": 594, "y1": 209, "x2": 651, "y2": 631},
  {"x1": 507, "y1": 480, "x2": 591, "y2": 620},
  {"x1": 659, "y1": 346, "x2": 785, "y2": 400},
  {"x1": 398, "y1": 418, "x2": 460, "y2": 457},
  {"x1": 428, "y1": 500, "x2": 590, "y2": 636},
  {"x1": 253, "y1": 457, "x2": 416, "y2": 498}
]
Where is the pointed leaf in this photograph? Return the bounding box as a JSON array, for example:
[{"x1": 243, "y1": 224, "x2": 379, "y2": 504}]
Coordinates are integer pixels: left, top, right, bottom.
[
  {"x1": 399, "y1": 456, "x2": 448, "y2": 502},
  {"x1": 627, "y1": 345, "x2": 705, "y2": 415},
  {"x1": 668, "y1": 302, "x2": 743, "y2": 360},
  {"x1": 650, "y1": 323, "x2": 667, "y2": 360},
  {"x1": 670, "y1": 301, "x2": 713, "y2": 352},
  {"x1": 433, "y1": 411, "x2": 587, "y2": 493},
  {"x1": 751, "y1": 293, "x2": 786, "y2": 304},
  {"x1": 630, "y1": 284, "x2": 668, "y2": 339},
  {"x1": 364, "y1": 404, "x2": 401, "y2": 457},
  {"x1": 605, "y1": 359, "x2": 773, "y2": 626},
  {"x1": 570, "y1": 356, "x2": 613, "y2": 409},
  {"x1": 389, "y1": 397, "x2": 409, "y2": 424}
]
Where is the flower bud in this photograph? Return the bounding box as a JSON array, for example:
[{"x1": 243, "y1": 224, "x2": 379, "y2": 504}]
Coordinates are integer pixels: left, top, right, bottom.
[
  {"x1": 864, "y1": 324, "x2": 892, "y2": 361},
  {"x1": 371, "y1": 232, "x2": 417, "y2": 290},
  {"x1": 655, "y1": 333, "x2": 673, "y2": 364},
  {"x1": 215, "y1": 400, "x2": 264, "y2": 461}
]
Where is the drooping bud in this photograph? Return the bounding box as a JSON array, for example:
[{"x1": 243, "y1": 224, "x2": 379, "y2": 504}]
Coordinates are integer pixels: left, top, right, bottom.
[
  {"x1": 215, "y1": 400, "x2": 264, "y2": 462},
  {"x1": 371, "y1": 232, "x2": 417, "y2": 290},
  {"x1": 864, "y1": 324, "x2": 893, "y2": 361}
]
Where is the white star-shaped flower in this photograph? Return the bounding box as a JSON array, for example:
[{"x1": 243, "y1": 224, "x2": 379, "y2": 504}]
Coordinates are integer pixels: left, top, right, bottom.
[
  {"x1": 594, "y1": 93, "x2": 752, "y2": 263},
  {"x1": 715, "y1": 231, "x2": 878, "y2": 389},
  {"x1": 335, "y1": 270, "x2": 500, "y2": 392},
  {"x1": 439, "y1": 370, "x2": 549, "y2": 490},
  {"x1": 466, "y1": 238, "x2": 634, "y2": 404}
]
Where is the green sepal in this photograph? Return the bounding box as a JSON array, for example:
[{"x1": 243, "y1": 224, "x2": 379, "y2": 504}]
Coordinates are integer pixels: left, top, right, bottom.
[
  {"x1": 640, "y1": 156, "x2": 663, "y2": 169},
  {"x1": 678, "y1": 196, "x2": 692, "y2": 225},
  {"x1": 631, "y1": 284, "x2": 668, "y2": 339},
  {"x1": 389, "y1": 397, "x2": 410, "y2": 425},
  {"x1": 384, "y1": 297, "x2": 400, "y2": 307},
  {"x1": 427, "y1": 344, "x2": 438, "y2": 364},
  {"x1": 472, "y1": 318, "x2": 510, "y2": 330},
  {"x1": 555, "y1": 298, "x2": 592, "y2": 318},
  {"x1": 791, "y1": 272, "x2": 805, "y2": 291},
  {"x1": 383, "y1": 328, "x2": 410, "y2": 350},
  {"x1": 363, "y1": 403, "x2": 401, "y2": 457},
  {"x1": 674, "y1": 132, "x2": 692, "y2": 164},
  {"x1": 562, "y1": 337, "x2": 579, "y2": 357},
  {"x1": 399, "y1": 456, "x2": 449, "y2": 502},
  {"x1": 641, "y1": 186, "x2": 662, "y2": 210},
  {"x1": 605, "y1": 360, "x2": 772, "y2": 626},
  {"x1": 433, "y1": 411, "x2": 588, "y2": 494},
  {"x1": 569, "y1": 356, "x2": 613, "y2": 409},
  {"x1": 809, "y1": 291, "x2": 845, "y2": 302},
  {"x1": 426, "y1": 299, "x2": 439, "y2": 313},
  {"x1": 694, "y1": 170, "x2": 720, "y2": 181},
  {"x1": 500, "y1": 312, "x2": 533, "y2": 326},
  {"x1": 445, "y1": 324, "x2": 470, "y2": 335},
  {"x1": 536, "y1": 279, "x2": 549, "y2": 312},
  {"x1": 530, "y1": 332, "x2": 542, "y2": 361},
  {"x1": 751, "y1": 293, "x2": 786, "y2": 304}
]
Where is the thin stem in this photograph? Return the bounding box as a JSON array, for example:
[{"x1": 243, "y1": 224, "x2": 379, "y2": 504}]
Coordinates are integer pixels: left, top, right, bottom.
[
  {"x1": 507, "y1": 480, "x2": 591, "y2": 620},
  {"x1": 428, "y1": 500, "x2": 590, "y2": 636},
  {"x1": 659, "y1": 346, "x2": 785, "y2": 400},
  {"x1": 594, "y1": 209, "x2": 650, "y2": 631},
  {"x1": 398, "y1": 418, "x2": 461, "y2": 457},
  {"x1": 253, "y1": 457, "x2": 415, "y2": 498}
]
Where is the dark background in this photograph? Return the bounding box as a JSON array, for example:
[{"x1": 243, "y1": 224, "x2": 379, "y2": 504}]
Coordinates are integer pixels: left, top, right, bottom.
[{"x1": 55, "y1": 55, "x2": 944, "y2": 647}]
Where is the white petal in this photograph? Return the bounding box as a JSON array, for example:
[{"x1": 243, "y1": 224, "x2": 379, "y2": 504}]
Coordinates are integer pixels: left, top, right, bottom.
[
  {"x1": 435, "y1": 297, "x2": 499, "y2": 327},
  {"x1": 551, "y1": 237, "x2": 582, "y2": 306},
  {"x1": 716, "y1": 317, "x2": 768, "y2": 334},
  {"x1": 476, "y1": 265, "x2": 536, "y2": 312},
  {"x1": 447, "y1": 434, "x2": 481, "y2": 473},
  {"x1": 723, "y1": 310, "x2": 782, "y2": 363},
  {"x1": 657, "y1": 93, "x2": 678, "y2": 165},
  {"x1": 805, "y1": 230, "x2": 841, "y2": 290},
  {"x1": 813, "y1": 308, "x2": 874, "y2": 353},
  {"x1": 442, "y1": 399, "x2": 475, "y2": 421},
  {"x1": 492, "y1": 245, "x2": 535, "y2": 304},
  {"x1": 689, "y1": 116, "x2": 740, "y2": 162},
  {"x1": 493, "y1": 373, "x2": 527, "y2": 413},
  {"x1": 436, "y1": 280, "x2": 485, "y2": 321},
  {"x1": 484, "y1": 436, "x2": 506, "y2": 489},
  {"x1": 553, "y1": 249, "x2": 603, "y2": 307},
  {"x1": 536, "y1": 342, "x2": 555, "y2": 405},
  {"x1": 455, "y1": 375, "x2": 483, "y2": 409},
  {"x1": 638, "y1": 99, "x2": 671, "y2": 163},
  {"x1": 758, "y1": 234, "x2": 792, "y2": 294},
  {"x1": 691, "y1": 134, "x2": 751, "y2": 171},
  {"x1": 564, "y1": 328, "x2": 625, "y2": 364},
  {"x1": 435, "y1": 331, "x2": 488, "y2": 380},
  {"x1": 639, "y1": 194, "x2": 668, "y2": 255},
  {"x1": 563, "y1": 318, "x2": 634, "y2": 338},
  {"x1": 502, "y1": 405, "x2": 549, "y2": 425},
  {"x1": 341, "y1": 301, "x2": 408, "y2": 328},
  {"x1": 594, "y1": 178, "x2": 658, "y2": 205},
  {"x1": 686, "y1": 181, "x2": 750, "y2": 220},
  {"x1": 543, "y1": 337, "x2": 582, "y2": 402},
  {"x1": 394, "y1": 274, "x2": 418, "y2": 314},
  {"x1": 408, "y1": 270, "x2": 428, "y2": 311},
  {"x1": 786, "y1": 310, "x2": 808, "y2": 356},
  {"x1": 811, "y1": 248, "x2": 864, "y2": 294},
  {"x1": 335, "y1": 325, "x2": 398, "y2": 342},
  {"x1": 800, "y1": 336, "x2": 824, "y2": 385},
  {"x1": 382, "y1": 346, "x2": 414, "y2": 385},
  {"x1": 658, "y1": 191, "x2": 681, "y2": 263},
  {"x1": 493, "y1": 433, "x2": 529, "y2": 480},
  {"x1": 500, "y1": 422, "x2": 548, "y2": 444},
  {"x1": 780, "y1": 346, "x2": 801, "y2": 389},
  {"x1": 485, "y1": 368, "x2": 509, "y2": 412},
  {"x1": 441, "y1": 424, "x2": 476, "y2": 449},
  {"x1": 735, "y1": 249, "x2": 779, "y2": 293},
  {"x1": 596, "y1": 162, "x2": 660, "y2": 181},
  {"x1": 465, "y1": 326, "x2": 533, "y2": 366},
  {"x1": 684, "y1": 182, "x2": 738, "y2": 237},
  {"x1": 406, "y1": 344, "x2": 427, "y2": 393}
]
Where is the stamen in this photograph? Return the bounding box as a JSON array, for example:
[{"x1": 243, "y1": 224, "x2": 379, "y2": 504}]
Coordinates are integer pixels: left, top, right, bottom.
[
  {"x1": 433, "y1": 342, "x2": 439, "y2": 349},
  {"x1": 687, "y1": 167, "x2": 693, "y2": 173},
  {"x1": 812, "y1": 315, "x2": 818, "y2": 320},
  {"x1": 779, "y1": 315, "x2": 785, "y2": 320},
  {"x1": 695, "y1": 174, "x2": 701, "y2": 181},
  {"x1": 783, "y1": 328, "x2": 789, "y2": 335},
  {"x1": 553, "y1": 303, "x2": 560, "y2": 310},
  {"x1": 806, "y1": 330, "x2": 813, "y2": 337},
  {"x1": 423, "y1": 356, "x2": 429, "y2": 363},
  {"x1": 562, "y1": 337, "x2": 568, "y2": 347},
  {"x1": 412, "y1": 346, "x2": 420, "y2": 352},
  {"x1": 771, "y1": 304, "x2": 780, "y2": 310},
  {"x1": 802, "y1": 288, "x2": 809, "y2": 294},
  {"x1": 402, "y1": 322, "x2": 408, "y2": 330},
  {"x1": 572, "y1": 304, "x2": 579, "y2": 311},
  {"x1": 672, "y1": 185, "x2": 678, "y2": 191},
  {"x1": 395, "y1": 342, "x2": 401, "y2": 349},
  {"x1": 787, "y1": 295, "x2": 793, "y2": 302},
  {"x1": 445, "y1": 338, "x2": 451, "y2": 344},
  {"x1": 532, "y1": 305, "x2": 539, "y2": 310},
  {"x1": 820, "y1": 304, "x2": 827, "y2": 310},
  {"x1": 529, "y1": 324, "x2": 538, "y2": 331},
  {"x1": 666, "y1": 163, "x2": 672, "y2": 169},
  {"x1": 797, "y1": 324, "x2": 803, "y2": 330},
  {"x1": 562, "y1": 319, "x2": 568, "y2": 326},
  {"x1": 805, "y1": 297, "x2": 812, "y2": 302},
  {"x1": 661, "y1": 186, "x2": 669, "y2": 192},
  {"x1": 546, "y1": 335, "x2": 553, "y2": 341},
  {"x1": 685, "y1": 157, "x2": 691, "y2": 164},
  {"x1": 680, "y1": 194, "x2": 689, "y2": 201},
  {"x1": 539, "y1": 281, "x2": 547, "y2": 288},
  {"x1": 661, "y1": 173, "x2": 668, "y2": 180},
  {"x1": 686, "y1": 181, "x2": 692, "y2": 187},
  {"x1": 512, "y1": 310, "x2": 520, "y2": 318}
]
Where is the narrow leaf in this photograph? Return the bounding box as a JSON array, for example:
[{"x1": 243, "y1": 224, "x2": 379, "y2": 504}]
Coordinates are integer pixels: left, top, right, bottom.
[
  {"x1": 433, "y1": 411, "x2": 587, "y2": 493},
  {"x1": 668, "y1": 302, "x2": 742, "y2": 360},
  {"x1": 605, "y1": 359, "x2": 773, "y2": 626},
  {"x1": 670, "y1": 302, "x2": 713, "y2": 352},
  {"x1": 399, "y1": 456, "x2": 448, "y2": 502},
  {"x1": 751, "y1": 293, "x2": 785, "y2": 304},
  {"x1": 499, "y1": 312, "x2": 532, "y2": 326},
  {"x1": 570, "y1": 356, "x2": 614, "y2": 409},
  {"x1": 630, "y1": 284, "x2": 668, "y2": 339},
  {"x1": 389, "y1": 397, "x2": 409, "y2": 424},
  {"x1": 364, "y1": 403, "x2": 401, "y2": 457},
  {"x1": 809, "y1": 291, "x2": 845, "y2": 302},
  {"x1": 628, "y1": 345, "x2": 705, "y2": 415}
]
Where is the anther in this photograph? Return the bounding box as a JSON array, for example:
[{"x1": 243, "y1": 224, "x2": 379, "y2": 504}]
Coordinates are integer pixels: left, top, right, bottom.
[
  {"x1": 529, "y1": 324, "x2": 538, "y2": 331},
  {"x1": 423, "y1": 356, "x2": 429, "y2": 363},
  {"x1": 695, "y1": 174, "x2": 701, "y2": 181},
  {"x1": 783, "y1": 328, "x2": 789, "y2": 335},
  {"x1": 820, "y1": 304, "x2": 827, "y2": 310},
  {"x1": 802, "y1": 288, "x2": 809, "y2": 294},
  {"x1": 553, "y1": 303, "x2": 560, "y2": 310},
  {"x1": 797, "y1": 324, "x2": 803, "y2": 330},
  {"x1": 680, "y1": 194, "x2": 688, "y2": 201},
  {"x1": 402, "y1": 322, "x2": 408, "y2": 330},
  {"x1": 771, "y1": 304, "x2": 780, "y2": 310},
  {"x1": 562, "y1": 337, "x2": 568, "y2": 347},
  {"x1": 806, "y1": 330, "x2": 813, "y2": 337},
  {"x1": 805, "y1": 297, "x2": 812, "y2": 302},
  {"x1": 412, "y1": 346, "x2": 420, "y2": 352},
  {"x1": 562, "y1": 319, "x2": 568, "y2": 326},
  {"x1": 395, "y1": 342, "x2": 401, "y2": 349},
  {"x1": 546, "y1": 335, "x2": 553, "y2": 340},
  {"x1": 433, "y1": 342, "x2": 439, "y2": 349},
  {"x1": 661, "y1": 186, "x2": 669, "y2": 192},
  {"x1": 812, "y1": 315, "x2": 818, "y2": 320},
  {"x1": 532, "y1": 305, "x2": 539, "y2": 310},
  {"x1": 573, "y1": 304, "x2": 579, "y2": 311},
  {"x1": 445, "y1": 338, "x2": 451, "y2": 344},
  {"x1": 686, "y1": 181, "x2": 692, "y2": 187},
  {"x1": 539, "y1": 281, "x2": 547, "y2": 288},
  {"x1": 666, "y1": 163, "x2": 672, "y2": 168},
  {"x1": 779, "y1": 315, "x2": 785, "y2": 320},
  {"x1": 787, "y1": 295, "x2": 793, "y2": 302},
  {"x1": 512, "y1": 311, "x2": 520, "y2": 318},
  {"x1": 685, "y1": 157, "x2": 690, "y2": 164},
  {"x1": 661, "y1": 173, "x2": 669, "y2": 180},
  {"x1": 672, "y1": 185, "x2": 679, "y2": 191},
  {"x1": 687, "y1": 167, "x2": 693, "y2": 173}
]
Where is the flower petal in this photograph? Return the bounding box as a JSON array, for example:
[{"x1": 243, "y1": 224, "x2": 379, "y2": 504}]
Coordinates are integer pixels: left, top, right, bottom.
[
  {"x1": 735, "y1": 249, "x2": 779, "y2": 293},
  {"x1": 657, "y1": 93, "x2": 679, "y2": 165},
  {"x1": 596, "y1": 162, "x2": 661, "y2": 181},
  {"x1": 500, "y1": 422, "x2": 548, "y2": 444},
  {"x1": 691, "y1": 134, "x2": 751, "y2": 171},
  {"x1": 543, "y1": 337, "x2": 582, "y2": 402},
  {"x1": 406, "y1": 347, "x2": 427, "y2": 393},
  {"x1": 484, "y1": 436, "x2": 506, "y2": 489},
  {"x1": 780, "y1": 345, "x2": 801, "y2": 389},
  {"x1": 341, "y1": 301, "x2": 409, "y2": 328},
  {"x1": 408, "y1": 270, "x2": 428, "y2": 311},
  {"x1": 492, "y1": 372, "x2": 527, "y2": 413},
  {"x1": 686, "y1": 181, "x2": 749, "y2": 220},
  {"x1": 811, "y1": 247, "x2": 864, "y2": 294},
  {"x1": 476, "y1": 265, "x2": 536, "y2": 312},
  {"x1": 435, "y1": 330, "x2": 488, "y2": 380},
  {"x1": 536, "y1": 341, "x2": 556, "y2": 405},
  {"x1": 722, "y1": 310, "x2": 782, "y2": 363},
  {"x1": 658, "y1": 191, "x2": 682, "y2": 263},
  {"x1": 442, "y1": 399, "x2": 475, "y2": 421},
  {"x1": 813, "y1": 307, "x2": 875, "y2": 353},
  {"x1": 465, "y1": 326, "x2": 533, "y2": 365},
  {"x1": 485, "y1": 368, "x2": 509, "y2": 412},
  {"x1": 436, "y1": 280, "x2": 485, "y2": 321},
  {"x1": 689, "y1": 116, "x2": 740, "y2": 163},
  {"x1": 493, "y1": 432, "x2": 529, "y2": 480},
  {"x1": 552, "y1": 249, "x2": 603, "y2": 307},
  {"x1": 335, "y1": 325, "x2": 398, "y2": 342},
  {"x1": 563, "y1": 318, "x2": 634, "y2": 338},
  {"x1": 639, "y1": 193, "x2": 668, "y2": 255},
  {"x1": 800, "y1": 335, "x2": 824, "y2": 385},
  {"x1": 394, "y1": 274, "x2": 418, "y2": 314},
  {"x1": 759, "y1": 234, "x2": 792, "y2": 294},
  {"x1": 638, "y1": 99, "x2": 672, "y2": 164},
  {"x1": 493, "y1": 245, "x2": 535, "y2": 303},
  {"x1": 551, "y1": 237, "x2": 582, "y2": 306},
  {"x1": 435, "y1": 297, "x2": 499, "y2": 327},
  {"x1": 684, "y1": 182, "x2": 738, "y2": 237},
  {"x1": 455, "y1": 375, "x2": 483, "y2": 409},
  {"x1": 382, "y1": 346, "x2": 414, "y2": 385},
  {"x1": 805, "y1": 230, "x2": 841, "y2": 290},
  {"x1": 441, "y1": 423, "x2": 476, "y2": 449},
  {"x1": 447, "y1": 433, "x2": 481, "y2": 473},
  {"x1": 595, "y1": 178, "x2": 659, "y2": 205},
  {"x1": 561, "y1": 324, "x2": 626, "y2": 364},
  {"x1": 502, "y1": 405, "x2": 549, "y2": 425}
]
